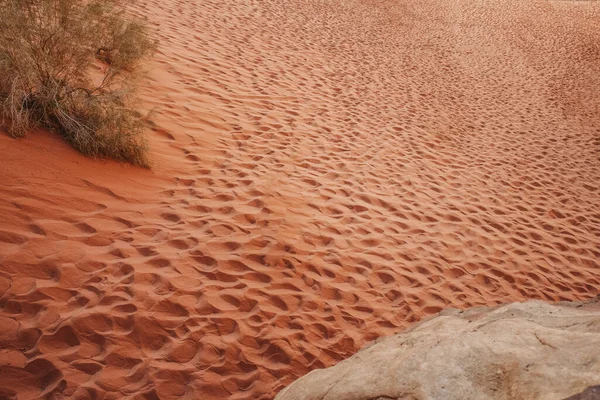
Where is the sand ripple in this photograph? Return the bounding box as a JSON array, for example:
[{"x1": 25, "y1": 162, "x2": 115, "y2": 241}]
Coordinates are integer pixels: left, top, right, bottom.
[{"x1": 1, "y1": 0, "x2": 599, "y2": 398}]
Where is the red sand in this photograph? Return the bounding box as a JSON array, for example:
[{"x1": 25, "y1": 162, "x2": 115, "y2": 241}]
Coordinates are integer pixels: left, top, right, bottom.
[{"x1": 1, "y1": 0, "x2": 599, "y2": 398}]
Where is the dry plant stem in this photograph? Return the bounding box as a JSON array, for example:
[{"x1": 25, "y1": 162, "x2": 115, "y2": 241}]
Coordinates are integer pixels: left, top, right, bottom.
[{"x1": 0, "y1": 0, "x2": 156, "y2": 166}]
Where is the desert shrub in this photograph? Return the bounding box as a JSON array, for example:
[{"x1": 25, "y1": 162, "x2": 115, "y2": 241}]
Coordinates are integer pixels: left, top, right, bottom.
[{"x1": 0, "y1": 0, "x2": 156, "y2": 166}]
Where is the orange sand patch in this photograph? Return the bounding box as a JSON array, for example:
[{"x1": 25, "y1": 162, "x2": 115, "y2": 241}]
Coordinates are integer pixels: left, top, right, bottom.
[{"x1": 1, "y1": 0, "x2": 599, "y2": 398}]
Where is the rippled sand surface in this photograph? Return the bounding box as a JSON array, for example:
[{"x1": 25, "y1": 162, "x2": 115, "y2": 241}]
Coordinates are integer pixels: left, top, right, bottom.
[{"x1": 0, "y1": 0, "x2": 599, "y2": 398}]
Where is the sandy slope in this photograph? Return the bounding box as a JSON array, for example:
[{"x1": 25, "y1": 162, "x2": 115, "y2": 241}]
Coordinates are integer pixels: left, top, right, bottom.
[{"x1": 0, "y1": 0, "x2": 599, "y2": 398}]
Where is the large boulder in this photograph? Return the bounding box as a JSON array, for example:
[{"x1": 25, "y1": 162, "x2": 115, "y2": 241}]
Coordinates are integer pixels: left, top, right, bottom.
[{"x1": 276, "y1": 297, "x2": 600, "y2": 400}]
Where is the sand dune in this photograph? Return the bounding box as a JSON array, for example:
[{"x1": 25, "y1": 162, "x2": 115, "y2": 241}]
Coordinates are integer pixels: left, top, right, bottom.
[{"x1": 1, "y1": 0, "x2": 599, "y2": 398}]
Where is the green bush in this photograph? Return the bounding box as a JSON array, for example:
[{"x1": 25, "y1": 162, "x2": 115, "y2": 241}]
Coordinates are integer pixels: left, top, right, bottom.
[{"x1": 0, "y1": 0, "x2": 156, "y2": 166}]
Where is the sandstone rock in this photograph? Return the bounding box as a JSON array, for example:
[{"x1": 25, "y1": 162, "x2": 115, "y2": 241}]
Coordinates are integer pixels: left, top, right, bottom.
[{"x1": 276, "y1": 298, "x2": 600, "y2": 400}]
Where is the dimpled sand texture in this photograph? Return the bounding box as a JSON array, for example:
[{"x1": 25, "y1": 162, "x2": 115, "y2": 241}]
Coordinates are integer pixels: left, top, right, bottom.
[{"x1": 0, "y1": 0, "x2": 599, "y2": 399}]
